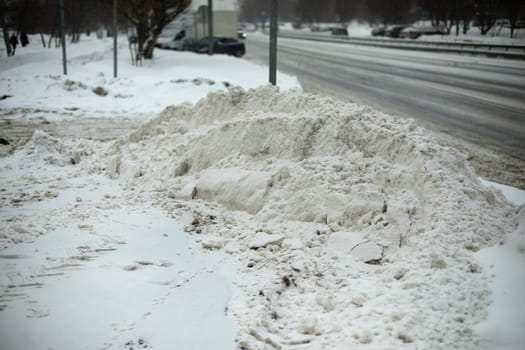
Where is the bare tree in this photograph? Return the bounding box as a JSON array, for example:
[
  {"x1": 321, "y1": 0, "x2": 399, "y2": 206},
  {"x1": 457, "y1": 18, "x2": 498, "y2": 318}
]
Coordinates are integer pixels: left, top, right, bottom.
[
  {"x1": 474, "y1": 0, "x2": 500, "y2": 35},
  {"x1": 114, "y1": 0, "x2": 191, "y2": 59},
  {"x1": 294, "y1": 0, "x2": 336, "y2": 23},
  {"x1": 365, "y1": 0, "x2": 414, "y2": 25},
  {"x1": 503, "y1": 0, "x2": 525, "y2": 38},
  {"x1": 459, "y1": 0, "x2": 475, "y2": 34},
  {"x1": 2, "y1": 0, "x2": 191, "y2": 58},
  {"x1": 417, "y1": 0, "x2": 477, "y2": 35}
]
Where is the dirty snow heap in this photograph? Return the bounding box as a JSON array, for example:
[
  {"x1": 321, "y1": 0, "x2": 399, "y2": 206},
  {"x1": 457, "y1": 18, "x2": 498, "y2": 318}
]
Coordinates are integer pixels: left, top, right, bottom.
[{"x1": 92, "y1": 86, "x2": 520, "y2": 349}]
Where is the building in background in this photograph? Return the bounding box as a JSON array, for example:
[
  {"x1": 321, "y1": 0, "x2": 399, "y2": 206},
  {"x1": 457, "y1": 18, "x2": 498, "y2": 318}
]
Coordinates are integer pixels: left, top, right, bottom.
[{"x1": 192, "y1": 0, "x2": 239, "y2": 39}]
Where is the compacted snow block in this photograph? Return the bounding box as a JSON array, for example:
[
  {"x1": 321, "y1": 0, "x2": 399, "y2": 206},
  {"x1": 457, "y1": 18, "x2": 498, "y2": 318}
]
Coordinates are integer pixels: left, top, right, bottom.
[
  {"x1": 327, "y1": 231, "x2": 383, "y2": 263},
  {"x1": 196, "y1": 168, "x2": 272, "y2": 214}
]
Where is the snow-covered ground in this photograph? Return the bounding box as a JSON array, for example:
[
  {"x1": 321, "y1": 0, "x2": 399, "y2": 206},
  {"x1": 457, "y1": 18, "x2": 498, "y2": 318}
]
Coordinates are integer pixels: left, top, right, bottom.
[
  {"x1": 0, "y1": 34, "x2": 299, "y2": 121},
  {"x1": 1, "y1": 34, "x2": 524, "y2": 350}
]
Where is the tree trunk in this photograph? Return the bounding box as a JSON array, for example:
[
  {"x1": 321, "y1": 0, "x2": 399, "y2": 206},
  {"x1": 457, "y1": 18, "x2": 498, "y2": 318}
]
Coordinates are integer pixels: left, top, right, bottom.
[
  {"x1": 1, "y1": 4, "x2": 12, "y2": 56},
  {"x1": 509, "y1": 17, "x2": 517, "y2": 38},
  {"x1": 143, "y1": 32, "x2": 162, "y2": 59},
  {"x1": 445, "y1": 19, "x2": 453, "y2": 34},
  {"x1": 143, "y1": 38, "x2": 156, "y2": 59},
  {"x1": 137, "y1": 22, "x2": 163, "y2": 60},
  {"x1": 480, "y1": 23, "x2": 495, "y2": 35},
  {"x1": 136, "y1": 21, "x2": 147, "y2": 60},
  {"x1": 48, "y1": 13, "x2": 58, "y2": 48},
  {"x1": 462, "y1": 21, "x2": 470, "y2": 34},
  {"x1": 2, "y1": 25, "x2": 12, "y2": 56}
]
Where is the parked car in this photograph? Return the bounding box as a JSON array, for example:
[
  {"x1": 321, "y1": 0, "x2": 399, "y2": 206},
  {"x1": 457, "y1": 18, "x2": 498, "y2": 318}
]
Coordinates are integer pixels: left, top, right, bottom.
[
  {"x1": 195, "y1": 37, "x2": 245, "y2": 57},
  {"x1": 399, "y1": 26, "x2": 447, "y2": 39},
  {"x1": 155, "y1": 30, "x2": 198, "y2": 51},
  {"x1": 156, "y1": 37, "x2": 198, "y2": 51},
  {"x1": 371, "y1": 26, "x2": 386, "y2": 36},
  {"x1": 385, "y1": 25, "x2": 409, "y2": 38},
  {"x1": 329, "y1": 27, "x2": 348, "y2": 36}
]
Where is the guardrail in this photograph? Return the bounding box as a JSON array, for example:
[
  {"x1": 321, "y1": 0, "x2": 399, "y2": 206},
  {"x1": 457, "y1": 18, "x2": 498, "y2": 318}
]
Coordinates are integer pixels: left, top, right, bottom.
[{"x1": 278, "y1": 31, "x2": 525, "y2": 60}]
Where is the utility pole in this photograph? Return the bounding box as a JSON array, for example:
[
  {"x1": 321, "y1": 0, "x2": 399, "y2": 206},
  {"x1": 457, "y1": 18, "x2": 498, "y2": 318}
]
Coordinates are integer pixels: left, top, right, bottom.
[
  {"x1": 269, "y1": 0, "x2": 277, "y2": 85},
  {"x1": 59, "y1": 0, "x2": 67, "y2": 75},
  {"x1": 113, "y1": 0, "x2": 117, "y2": 78},
  {"x1": 208, "y1": 0, "x2": 213, "y2": 54}
]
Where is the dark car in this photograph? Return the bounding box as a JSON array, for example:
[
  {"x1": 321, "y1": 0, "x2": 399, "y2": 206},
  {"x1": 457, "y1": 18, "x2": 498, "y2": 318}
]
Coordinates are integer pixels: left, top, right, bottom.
[
  {"x1": 399, "y1": 26, "x2": 447, "y2": 39},
  {"x1": 329, "y1": 27, "x2": 348, "y2": 36},
  {"x1": 385, "y1": 25, "x2": 409, "y2": 38},
  {"x1": 195, "y1": 37, "x2": 245, "y2": 57},
  {"x1": 371, "y1": 26, "x2": 386, "y2": 36}
]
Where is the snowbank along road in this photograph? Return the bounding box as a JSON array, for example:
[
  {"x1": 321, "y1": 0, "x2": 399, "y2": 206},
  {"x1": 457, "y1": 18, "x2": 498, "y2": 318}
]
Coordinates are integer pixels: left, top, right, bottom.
[
  {"x1": 92, "y1": 87, "x2": 524, "y2": 349},
  {"x1": 245, "y1": 34, "x2": 525, "y2": 162}
]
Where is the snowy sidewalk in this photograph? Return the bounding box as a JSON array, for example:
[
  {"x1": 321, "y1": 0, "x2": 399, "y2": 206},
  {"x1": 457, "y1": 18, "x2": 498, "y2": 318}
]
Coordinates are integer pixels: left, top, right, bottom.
[
  {"x1": 0, "y1": 132, "x2": 235, "y2": 350},
  {"x1": 0, "y1": 206, "x2": 235, "y2": 350}
]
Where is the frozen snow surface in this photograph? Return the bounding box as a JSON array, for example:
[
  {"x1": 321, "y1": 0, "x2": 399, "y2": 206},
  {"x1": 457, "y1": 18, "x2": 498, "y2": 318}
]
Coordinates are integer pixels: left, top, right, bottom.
[{"x1": 1, "y1": 34, "x2": 524, "y2": 350}]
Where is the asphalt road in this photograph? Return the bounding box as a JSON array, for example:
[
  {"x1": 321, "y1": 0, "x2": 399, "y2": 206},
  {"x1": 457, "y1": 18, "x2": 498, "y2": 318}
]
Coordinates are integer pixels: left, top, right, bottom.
[{"x1": 244, "y1": 33, "x2": 525, "y2": 161}]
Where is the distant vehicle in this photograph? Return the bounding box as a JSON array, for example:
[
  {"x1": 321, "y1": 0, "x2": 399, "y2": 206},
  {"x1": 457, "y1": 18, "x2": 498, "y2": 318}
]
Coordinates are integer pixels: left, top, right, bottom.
[
  {"x1": 195, "y1": 36, "x2": 245, "y2": 57},
  {"x1": 238, "y1": 30, "x2": 247, "y2": 39},
  {"x1": 156, "y1": 37, "x2": 198, "y2": 51},
  {"x1": 329, "y1": 27, "x2": 348, "y2": 36},
  {"x1": 385, "y1": 25, "x2": 409, "y2": 38},
  {"x1": 237, "y1": 23, "x2": 247, "y2": 39},
  {"x1": 310, "y1": 23, "x2": 333, "y2": 32},
  {"x1": 155, "y1": 30, "x2": 198, "y2": 51},
  {"x1": 399, "y1": 26, "x2": 447, "y2": 39},
  {"x1": 371, "y1": 26, "x2": 386, "y2": 36}
]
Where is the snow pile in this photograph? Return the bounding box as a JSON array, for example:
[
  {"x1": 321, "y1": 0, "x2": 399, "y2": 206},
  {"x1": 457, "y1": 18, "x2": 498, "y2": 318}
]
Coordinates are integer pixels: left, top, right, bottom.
[{"x1": 90, "y1": 86, "x2": 520, "y2": 349}]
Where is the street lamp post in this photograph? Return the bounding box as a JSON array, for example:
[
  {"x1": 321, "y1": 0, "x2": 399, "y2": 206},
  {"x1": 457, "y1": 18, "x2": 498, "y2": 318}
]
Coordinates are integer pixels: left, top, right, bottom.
[
  {"x1": 208, "y1": 0, "x2": 213, "y2": 54},
  {"x1": 59, "y1": 0, "x2": 67, "y2": 75},
  {"x1": 269, "y1": 0, "x2": 277, "y2": 85},
  {"x1": 113, "y1": 0, "x2": 117, "y2": 78}
]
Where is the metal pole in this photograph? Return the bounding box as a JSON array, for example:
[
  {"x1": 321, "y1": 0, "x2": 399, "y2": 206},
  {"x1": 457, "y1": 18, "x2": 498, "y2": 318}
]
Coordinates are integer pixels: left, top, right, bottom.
[
  {"x1": 269, "y1": 0, "x2": 277, "y2": 85},
  {"x1": 113, "y1": 0, "x2": 117, "y2": 78},
  {"x1": 59, "y1": 0, "x2": 67, "y2": 75},
  {"x1": 207, "y1": 0, "x2": 213, "y2": 54}
]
